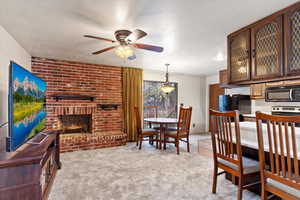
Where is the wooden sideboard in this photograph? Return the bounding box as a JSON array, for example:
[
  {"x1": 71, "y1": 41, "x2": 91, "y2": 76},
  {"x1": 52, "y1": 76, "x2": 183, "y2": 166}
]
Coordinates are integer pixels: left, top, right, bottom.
[{"x1": 0, "y1": 130, "x2": 61, "y2": 200}]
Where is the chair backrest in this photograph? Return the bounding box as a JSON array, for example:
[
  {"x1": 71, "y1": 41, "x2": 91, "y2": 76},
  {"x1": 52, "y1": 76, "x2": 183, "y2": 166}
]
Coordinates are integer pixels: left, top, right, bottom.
[
  {"x1": 209, "y1": 109, "x2": 243, "y2": 171},
  {"x1": 256, "y1": 112, "x2": 300, "y2": 189},
  {"x1": 134, "y1": 107, "x2": 142, "y2": 134},
  {"x1": 144, "y1": 105, "x2": 158, "y2": 118},
  {"x1": 177, "y1": 106, "x2": 192, "y2": 135}
]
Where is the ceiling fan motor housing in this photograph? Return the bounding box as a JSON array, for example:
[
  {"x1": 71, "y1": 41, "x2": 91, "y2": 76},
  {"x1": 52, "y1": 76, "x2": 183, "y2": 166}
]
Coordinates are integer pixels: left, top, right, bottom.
[{"x1": 114, "y1": 30, "x2": 132, "y2": 44}]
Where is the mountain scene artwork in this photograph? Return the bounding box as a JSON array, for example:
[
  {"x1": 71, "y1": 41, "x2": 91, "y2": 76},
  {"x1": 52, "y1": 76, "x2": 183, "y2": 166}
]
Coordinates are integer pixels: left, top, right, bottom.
[{"x1": 10, "y1": 62, "x2": 46, "y2": 150}]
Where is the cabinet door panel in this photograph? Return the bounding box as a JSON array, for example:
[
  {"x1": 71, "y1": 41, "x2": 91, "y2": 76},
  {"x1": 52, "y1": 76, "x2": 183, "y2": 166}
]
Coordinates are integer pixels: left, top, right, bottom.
[
  {"x1": 250, "y1": 83, "x2": 266, "y2": 99},
  {"x1": 252, "y1": 16, "x2": 283, "y2": 80},
  {"x1": 285, "y1": 6, "x2": 300, "y2": 76},
  {"x1": 228, "y1": 30, "x2": 251, "y2": 83}
]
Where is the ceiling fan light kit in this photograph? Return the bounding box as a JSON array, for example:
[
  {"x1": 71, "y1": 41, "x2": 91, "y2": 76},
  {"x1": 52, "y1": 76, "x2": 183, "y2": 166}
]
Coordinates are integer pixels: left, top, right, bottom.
[
  {"x1": 161, "y1": 63, "x2": 175, "y2": 94},
  {"x1": 84, "y1": 29, "x2": 164, "y2": 60},
  {"x1": 114, "y1": 45, "x2": 134, "y2": 58}
]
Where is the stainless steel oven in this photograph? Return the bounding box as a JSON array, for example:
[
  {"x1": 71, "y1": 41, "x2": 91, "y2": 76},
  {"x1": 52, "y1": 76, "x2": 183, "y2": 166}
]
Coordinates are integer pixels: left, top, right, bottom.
[
  {"x1": 266, "y1": 85, "x2": 300, "y2": 102},
  {"x1": 272, "y1": 106, "x2": 300, "y2": 127}
]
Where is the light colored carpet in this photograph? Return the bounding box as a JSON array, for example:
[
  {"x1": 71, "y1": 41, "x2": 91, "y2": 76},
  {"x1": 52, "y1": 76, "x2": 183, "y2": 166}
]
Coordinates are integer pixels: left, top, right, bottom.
[{"x1": 49, "y1": 135, "x2": 259, "y2": 200}]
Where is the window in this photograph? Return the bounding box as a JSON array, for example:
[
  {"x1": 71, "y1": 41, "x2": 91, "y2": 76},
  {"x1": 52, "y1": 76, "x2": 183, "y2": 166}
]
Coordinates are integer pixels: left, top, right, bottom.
[{"x1": 143, "y1": 80, "x2": 178, "y2": 119}]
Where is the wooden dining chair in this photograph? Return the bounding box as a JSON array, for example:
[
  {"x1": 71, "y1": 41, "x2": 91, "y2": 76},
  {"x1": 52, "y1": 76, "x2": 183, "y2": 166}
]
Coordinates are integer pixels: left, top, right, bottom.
[
  {"x1": 256, "y1": 112, "x2": 300, "y2": 200},
  {"x1": 164, "y1": 106, "x2": 192, "y2": 154},
  {"x1": 144, "y1": 105, "x2": 160, "y2": 145},
  {"x1": 134, "y1": 107, "x2": 159, "y2": 149},
  {"x1": 143, "y1": 105, "x2": 158, "y2": 127},
  {"x1": 210, "y1": 109, "x2": 260, "y2": 200}
]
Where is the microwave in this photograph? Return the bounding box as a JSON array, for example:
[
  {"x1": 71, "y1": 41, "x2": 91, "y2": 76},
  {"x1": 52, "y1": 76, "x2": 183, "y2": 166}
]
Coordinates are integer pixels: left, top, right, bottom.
[{"x1": 265, "y1": 85, "x2": 300, "y2": 102}]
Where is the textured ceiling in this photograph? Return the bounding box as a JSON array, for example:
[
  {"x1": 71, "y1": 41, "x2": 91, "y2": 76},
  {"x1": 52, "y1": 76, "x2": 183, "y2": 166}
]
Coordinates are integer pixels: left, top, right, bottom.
[{"x1": 0, "y1": 0, "x2": 298, "y2": 75}]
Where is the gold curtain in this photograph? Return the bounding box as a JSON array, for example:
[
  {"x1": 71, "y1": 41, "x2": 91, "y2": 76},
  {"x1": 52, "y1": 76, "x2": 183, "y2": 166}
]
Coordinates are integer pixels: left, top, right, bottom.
[{"x1": 122, "y1": 67, "x2": 143, "y2": 142}]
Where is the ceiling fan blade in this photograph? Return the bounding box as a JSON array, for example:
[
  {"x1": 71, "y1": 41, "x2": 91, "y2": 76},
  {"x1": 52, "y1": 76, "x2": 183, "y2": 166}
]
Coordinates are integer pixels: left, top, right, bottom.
[
  {"x1": 84, "y1": 35, "x2": 116, "y2": 43},
  {"x1": 92, "y1": 46, "x2": 118, "y2": 55},
  {"x1": 128, "y1": 54, "x2": 136, "y2": 60},
  {"x1": 126, "y1": 29, "x2": 147, "y2": 42},
  {"x1": 132, "y1": 43, "x2": 164, "y2": 53}
]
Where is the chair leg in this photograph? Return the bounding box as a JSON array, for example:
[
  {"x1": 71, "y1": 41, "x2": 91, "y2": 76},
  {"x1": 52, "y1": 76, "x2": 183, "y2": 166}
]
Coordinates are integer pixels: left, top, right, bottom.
[
  {"x1": 176, "y1": 138, "x2": 180, "y2": 155},
  {"x1": 136, "y1": 135, "x2": 139, "y2": 146},
  {"x1": 187, "y1": 136, "x2": 190, "y2": 153},
  {"x1": 232, "y1": 175, "x2": 236, "y2": 185},
  {"x1": 261, "y1": 184, "x2": 267, "y2": 200},
  {"x1": 156, "y1": 135, "x2": 159, "y2": 148},
  {"x1": 212, "y1": 165, "x2": 218, "y2": 194},
  {"x1": 163, "y1": 135, "x2": 167, "y2": 150},
  {"x1": 237, "y1": 177, "x2": 243, "y2": 200},
  {"x1": 139, "y1": 135, "x2": 143, "y2": 150},
  {"x1": 149, "y1": 136, "x2": 153, "y2": 145}
]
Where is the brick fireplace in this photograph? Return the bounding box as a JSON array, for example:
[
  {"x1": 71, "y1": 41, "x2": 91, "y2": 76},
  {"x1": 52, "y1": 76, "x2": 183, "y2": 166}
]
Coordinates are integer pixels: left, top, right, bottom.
[
  {"x1": 58, "y1": 114, "x2": 92, "y2": 134},
  {"x1": 32, "y1": 57, "x2": 127, "y2": 152}
]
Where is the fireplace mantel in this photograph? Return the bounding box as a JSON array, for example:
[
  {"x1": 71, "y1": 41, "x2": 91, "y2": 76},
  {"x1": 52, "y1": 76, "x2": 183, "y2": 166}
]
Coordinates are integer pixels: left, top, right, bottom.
[{"x1": 50, "y1": 94, "x2": 95, "y2": 102}]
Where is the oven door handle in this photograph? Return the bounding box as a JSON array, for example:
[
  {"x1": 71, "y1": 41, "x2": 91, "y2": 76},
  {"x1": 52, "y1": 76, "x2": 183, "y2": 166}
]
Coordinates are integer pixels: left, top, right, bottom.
[{"x1": 290, "y1": 89, "x2": 294, "y2": 101}]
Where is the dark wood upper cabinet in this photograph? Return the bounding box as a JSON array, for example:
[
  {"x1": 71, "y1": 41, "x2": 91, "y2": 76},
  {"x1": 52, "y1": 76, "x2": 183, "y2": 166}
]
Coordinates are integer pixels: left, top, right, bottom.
[
  {"x1": 285, "y1": 4, "x2": 300, "y2": 76},
  {"x1": 228, "y1": 29, "x2": 251, "y2": 83},
  {"x1": 251, "y1": 15, "x2": 283, "y2": 80},
  {"x1": 226, "y1": 2, "x2": 300, "y2": 85}
]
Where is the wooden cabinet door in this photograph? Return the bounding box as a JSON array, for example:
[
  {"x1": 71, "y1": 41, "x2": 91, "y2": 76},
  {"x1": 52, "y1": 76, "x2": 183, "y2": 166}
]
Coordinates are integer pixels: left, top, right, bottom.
[
  {"x1": 250, "y1": 83, "x2": 266, "y2": 99},
  {"x1": 251, "y1": 16, "x2": 283, "y2": 80},
  {"x1": 285, "y1": 5, "x2": 300, "y2": 76},
  {"x1": 209, "y1": 84, "x2": 224, "y2": 132},
  {"x1": 219, "y1": 69, "x2": 228, "y2": 87},
  {"x1": 228, "y1": 29, "x2": 251, "y2": 83}
]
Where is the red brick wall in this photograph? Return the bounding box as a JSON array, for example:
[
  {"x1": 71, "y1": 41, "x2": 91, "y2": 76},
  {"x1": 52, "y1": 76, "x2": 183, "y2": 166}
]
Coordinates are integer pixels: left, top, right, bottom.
[{"x1": 31, "y1": 57, "x2": 126, "y2": 152}]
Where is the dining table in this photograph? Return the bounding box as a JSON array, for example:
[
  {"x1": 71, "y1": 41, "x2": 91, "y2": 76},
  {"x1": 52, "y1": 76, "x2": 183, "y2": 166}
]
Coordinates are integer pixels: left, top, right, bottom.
[{"x1": 144, "y1": 118, "x2": 178, "y2": 149}]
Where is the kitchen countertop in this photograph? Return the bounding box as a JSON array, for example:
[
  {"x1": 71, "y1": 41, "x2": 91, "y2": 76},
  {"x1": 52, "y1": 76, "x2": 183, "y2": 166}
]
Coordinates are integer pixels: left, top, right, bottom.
[
  {"x1": 237, "y1": 121, "x2": 300, "y2": 156},
  {"x1": 242, "y1": 112, "x2": 271, "y2": 118},
  {"x1": 242, "y1": 114, "x2": 256, "y2": 118}
]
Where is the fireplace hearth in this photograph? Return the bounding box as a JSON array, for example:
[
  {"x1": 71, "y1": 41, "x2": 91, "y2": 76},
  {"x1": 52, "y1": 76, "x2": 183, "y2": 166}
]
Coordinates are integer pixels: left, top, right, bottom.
[{"x1": 58, "y1": 114, "x2": 92, "y2": 134}]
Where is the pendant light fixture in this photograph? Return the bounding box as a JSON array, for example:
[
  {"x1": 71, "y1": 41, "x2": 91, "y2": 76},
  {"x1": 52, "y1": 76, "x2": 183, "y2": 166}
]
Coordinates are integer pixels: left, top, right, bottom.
[{"x1": 160, "y1": 63, "x2": 175, "y2": 94}]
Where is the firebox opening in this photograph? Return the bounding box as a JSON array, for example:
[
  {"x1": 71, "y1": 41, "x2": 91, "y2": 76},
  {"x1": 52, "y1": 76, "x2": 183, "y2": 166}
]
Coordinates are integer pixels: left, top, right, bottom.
[{"x1": 58, "y1": 114, "x2": 92, "y2": 134}]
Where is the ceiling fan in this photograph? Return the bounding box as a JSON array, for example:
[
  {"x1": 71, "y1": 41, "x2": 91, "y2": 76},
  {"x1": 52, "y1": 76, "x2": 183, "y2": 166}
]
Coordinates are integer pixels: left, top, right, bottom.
[{"x1": 84, "y1": 29, "x2": 164, "y2": 60}]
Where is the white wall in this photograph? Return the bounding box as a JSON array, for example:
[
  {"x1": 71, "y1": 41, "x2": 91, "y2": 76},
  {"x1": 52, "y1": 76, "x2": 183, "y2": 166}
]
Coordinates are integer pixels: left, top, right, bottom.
[
  {"x1": 144, "y1": 70, "x2": 206, "y2": 133},
  {"x1": 204, "y1": 74, "x2": 219, "y2": 132},
  {"x1": 0, "y1": 26, "x2": 31, "y2": 151}
]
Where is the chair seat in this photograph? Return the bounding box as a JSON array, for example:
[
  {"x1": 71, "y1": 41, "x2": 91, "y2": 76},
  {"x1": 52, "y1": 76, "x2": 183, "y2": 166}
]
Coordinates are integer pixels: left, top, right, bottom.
[
  {"x1": 142, "y1": 128, "x2": 159, "y2": 136},
  {"x1": 166, "y1": 127, "x2": 177, "y2": 132},
  {"x1": 267, "y1": 178, "x2": 300, "y2": 198},
  {"x1": 152, "y1": 126, "x2": 161, "y2": 130},
  {"x1": 165, "y1": 131, "x2": 187, "y2": 138},
  {"x1": 218, "y1": 155, "x2": 260, "y2": 174}
]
